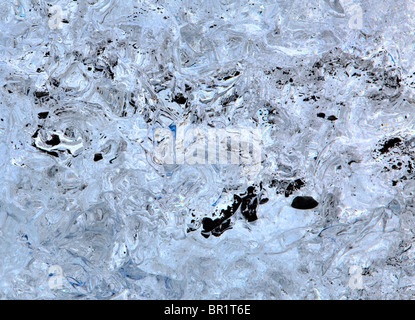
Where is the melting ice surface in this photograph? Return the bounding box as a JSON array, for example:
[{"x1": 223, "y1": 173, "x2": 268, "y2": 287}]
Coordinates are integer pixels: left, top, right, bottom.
[{"x1": 1, "y1": 0, "x2": 415, "y2": 299}]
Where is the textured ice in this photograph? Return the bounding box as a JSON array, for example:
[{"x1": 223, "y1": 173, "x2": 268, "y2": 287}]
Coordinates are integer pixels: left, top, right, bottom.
[{"x1": 1, "y1": 0, "x2": 415, "y2": 300}]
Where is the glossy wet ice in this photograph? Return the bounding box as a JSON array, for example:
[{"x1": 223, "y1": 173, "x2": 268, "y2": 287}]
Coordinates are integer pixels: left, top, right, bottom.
[{"x1": 1, "y1": 0, "x2": 414, "y2": 299}]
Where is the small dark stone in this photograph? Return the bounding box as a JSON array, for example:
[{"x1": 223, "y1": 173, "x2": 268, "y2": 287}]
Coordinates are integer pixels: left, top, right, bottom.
[
  {"x1": 201, "y1": 217, "x2": 220, "y2": 233},
  {"x1": 191, "y1": 185, "x2": 269, "y2": 238},
  {"x1": 37, "y1": 112, "x2": 49, "y2": 119},
  {"x1": 172, "y1": 93, "x2": 187, "y2": 104},
  {"x1": 94, "y1": 153, "x2": 103, "y2": 162},
  {"x1": 378, "y1": 137, "x2": 402, "y2": 155},
  {"x1": 45, "y1": 134, "x2": 60, "y2": 146},
  {"x1": 291, "y1": 196, "x2": 319, "y2": 210},
  {"x1": 211, "y1": 219, "x2": 232, "y2": 237},
  {"x1": 327, "y1": 115, "x2": 338, "y2": 121},
  {"x1": 259, "y1": 198, "x2": 269, "y2": 204},
  {"x1": 317, "y1": 112, "x2": 325, "y2": 118},
  {"x1": 285, "y1": 179, "x2": 305, "y2": 197},
  {"x1": 32, "y1": 129, "x2": 40, "y2": 139},
  {"x1": 201, "y1": 232, "x2": 210, "y2": 239},
  {"x1": 240, "y1": 196, "x2": 258, "y2": 222},
  {"x1": 34, "y1": 91, "x2": 49, "y2": 99},
  {"x1": 247, "y1": 186, "x2": 255, "y2": 195},
  {"x1": 51, "y1": 78, "x2": 60, "y2": 87}
]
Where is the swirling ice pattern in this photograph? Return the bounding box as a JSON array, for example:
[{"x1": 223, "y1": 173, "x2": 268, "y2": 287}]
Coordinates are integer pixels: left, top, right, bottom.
[{"x1": 1, "y1": 0, "x2": 415, "y2": 299}]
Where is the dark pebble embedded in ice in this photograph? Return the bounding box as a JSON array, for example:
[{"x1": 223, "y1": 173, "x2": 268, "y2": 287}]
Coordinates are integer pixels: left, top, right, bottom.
[
  {"x1": 201, "y1": 217, "x2": 221, "y2": 233},
  {"x1": 285, "y1": 179, "x2": 305, "y2": 197},
  {"x1": 34, "y1": 91, "x2": 49, "y2": 99},
  {"x1": 37, "y1": 112, "x2": 49, "y2": 119},
  {"x1": 45, "y1": 134, "x2": 60, "y2": 146},
  {"x1": 259, "y1": 198, "x2": 269, "y2": 204},
  {"x1": 378, "y1": 137, "x2": 402, "y2": 154},
  {"x1": 51, "y1": 78, "x2": 60, "y2": 87},
  {"x1": 240, "y1": 196, "x2": 258, "y2": 222},
  {"x1": 291, "y1": 196, "x2": 319, "y2": 210},
  {"x1": 327, "y1": 115, "x2": 338, "y2": 121},
  {"x1": 211, "y1": 219, "x2": 232, "y2": 237},
  {"x1": 172, "y1": 93, "x2": 187, "y2": 104},
  {"x1": 94, "y1": 153, "x2": 103, "y2": 161}
]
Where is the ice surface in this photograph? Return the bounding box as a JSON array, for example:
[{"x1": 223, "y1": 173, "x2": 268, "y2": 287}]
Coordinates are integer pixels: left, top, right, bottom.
[{"x1": 1, "y1": 0, "x2": 415, "y2": 299}]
